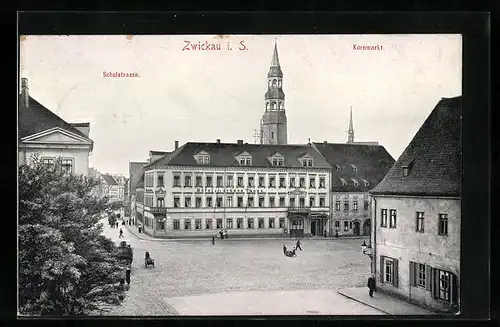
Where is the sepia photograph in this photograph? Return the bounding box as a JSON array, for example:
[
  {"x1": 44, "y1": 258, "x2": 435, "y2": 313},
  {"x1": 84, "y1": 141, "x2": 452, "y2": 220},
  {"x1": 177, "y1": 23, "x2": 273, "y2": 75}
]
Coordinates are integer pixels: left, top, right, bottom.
[{"x1": 18, "y1": 32, "x2": 463, "y2": 316}]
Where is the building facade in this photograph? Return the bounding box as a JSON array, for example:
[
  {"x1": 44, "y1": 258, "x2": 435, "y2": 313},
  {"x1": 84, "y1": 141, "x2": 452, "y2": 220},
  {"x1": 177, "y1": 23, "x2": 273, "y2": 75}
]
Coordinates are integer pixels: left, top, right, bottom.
[
  {"x1": 312, "y1": 142, "x2": 395, "y2": 237},
  {"x1": 260, "y1": 42, "x2": 288, "y2": 145},
  {"x1": 370, "y1": 96, "x2": 461, "y2": 313},
  {"x1": 135, "y1": 141, "x2": 331, "y2": 238},
  {"x1": 18, "y1": 78, "x2": 93, "y2": 175}
]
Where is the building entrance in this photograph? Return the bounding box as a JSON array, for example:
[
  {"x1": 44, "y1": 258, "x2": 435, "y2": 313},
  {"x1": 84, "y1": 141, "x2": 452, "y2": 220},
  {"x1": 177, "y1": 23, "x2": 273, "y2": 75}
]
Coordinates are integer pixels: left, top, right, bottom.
[
  {"x1": 311, "y1": 219, "x2": 324, "y2": 236},
  {"x1": 353, "y1": 221, "x2": 361, "y2": 236},
  {"x1": 289, "y1": 217, "x2": 304, "y2": 238}
]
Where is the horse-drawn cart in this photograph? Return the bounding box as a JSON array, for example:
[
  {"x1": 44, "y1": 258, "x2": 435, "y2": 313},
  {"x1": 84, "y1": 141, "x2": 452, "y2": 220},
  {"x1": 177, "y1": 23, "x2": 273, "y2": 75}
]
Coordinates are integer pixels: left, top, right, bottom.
[
  {"x1": 117, "y1": 241, "x2": 133, "y2": 266},
  {"x1": 144, "y1": 251, "x2": 155, "y2": 268}
]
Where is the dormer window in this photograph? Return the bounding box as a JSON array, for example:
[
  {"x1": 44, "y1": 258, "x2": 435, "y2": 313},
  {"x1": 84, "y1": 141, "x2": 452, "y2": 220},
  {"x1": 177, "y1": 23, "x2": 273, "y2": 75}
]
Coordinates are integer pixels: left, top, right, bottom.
[
  {"x1": 335, "y1": 164, "x2": 341, "y2": 171},
  {"x1": 270, "y1": 153, "x2": 284, "y2": 166},
  {"x1": 340, "y1": 178, "x2": 347, "y2": 186},
  {"x1": 402, "y1": 166, "x2": 409, "y2": 177},
  {"x1": 362, "y1": 179, "x2": 370, "y2": 186},
  {"x1": 351, "y1": 178, "x2": 359, "y2": 186},
  {"x1": 349, "y1": 164, "x2": 358, "y2": 172},
  {"x1": 302, "y1": 158, "x2": 313, "y2": 167},
  {"x1": 196, "y1": 154, "x2": 210, "y2": 164}
]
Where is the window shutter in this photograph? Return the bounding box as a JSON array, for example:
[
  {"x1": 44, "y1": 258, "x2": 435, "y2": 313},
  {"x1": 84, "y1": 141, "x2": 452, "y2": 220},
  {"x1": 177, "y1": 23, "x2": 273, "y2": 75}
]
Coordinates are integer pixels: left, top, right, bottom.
[
  {"x1": 409, "y1": 262, "x2": 415, "y2": 287},
  {"x1": 426, "y1": 265, "x2": 432, "y2": 291},
  {"x1": 430, "y1": 268, "x2": 436, "y2": 298},
  {"x1": 393, "y1": 259, "x2": 399, "y2": 288},
  {"x1": 394, "y1": 212, "x2": 397, "y2": 228},
  {"x1": 451, "y1": 273, "x2": 459, "y2": 305},
  {"x1": 380, "y1": 256, "x2": 385, "y2": 282}
]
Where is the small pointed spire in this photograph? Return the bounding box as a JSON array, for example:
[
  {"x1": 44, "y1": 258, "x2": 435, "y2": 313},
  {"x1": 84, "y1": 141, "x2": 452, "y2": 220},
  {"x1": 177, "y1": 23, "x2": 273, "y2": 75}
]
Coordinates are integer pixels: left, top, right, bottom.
[
  {"x1": 349, "y1": 107, "x2": 353, "y2": 131},
  {"x1": 271, "y1": 40, "x2": 280, "y2": 67},
  {"x1": 348, "y1": 107, "x2": 354, "y2": 143}
]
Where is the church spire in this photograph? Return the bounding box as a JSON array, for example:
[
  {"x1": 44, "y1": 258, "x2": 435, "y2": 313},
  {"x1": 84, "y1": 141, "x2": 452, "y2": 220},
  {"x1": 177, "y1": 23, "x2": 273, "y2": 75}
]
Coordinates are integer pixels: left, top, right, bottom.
[
  {"x1": 271, "y1": 40, "x2": 280, "y2": 67},
  {"x1": 348, "y1": 107, "x2": 354, "y2": 143}
]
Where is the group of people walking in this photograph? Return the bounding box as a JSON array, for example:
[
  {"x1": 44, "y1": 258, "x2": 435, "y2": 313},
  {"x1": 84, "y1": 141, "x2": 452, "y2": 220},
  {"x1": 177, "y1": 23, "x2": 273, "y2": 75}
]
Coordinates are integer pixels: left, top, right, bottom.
[{"x1": 283, "y1": 239, "x2": 302, "y2": 257}]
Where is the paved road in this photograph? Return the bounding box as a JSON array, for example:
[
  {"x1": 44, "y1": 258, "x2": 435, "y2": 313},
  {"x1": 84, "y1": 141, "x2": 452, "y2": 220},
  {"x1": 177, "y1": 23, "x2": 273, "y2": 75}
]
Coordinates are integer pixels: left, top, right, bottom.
[{"x1": 99, "y1": 219, "x2": 379, "y2": 316}]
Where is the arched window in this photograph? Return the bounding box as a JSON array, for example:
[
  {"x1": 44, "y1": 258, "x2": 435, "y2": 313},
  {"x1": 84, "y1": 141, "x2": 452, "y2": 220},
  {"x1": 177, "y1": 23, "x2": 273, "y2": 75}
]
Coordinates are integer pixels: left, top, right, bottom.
[
  {"x1": 268, "y1": 80, "x2": 272, "y2": 87},
  {"x1": 279, "y1": 102, "x2": 283, "y2": 110},
  {"x1": 278, "y1": 80, "x2": 282, "y2": 87},
  {"x1": 266, "y1": 102, "x2": 269, "y2": 110},
  {"x1": 272, "y1": 79, "x2": 277, "y2": 87},
  {"x1": 272, "y1": 102, "x2": 276, "y2": 110}
]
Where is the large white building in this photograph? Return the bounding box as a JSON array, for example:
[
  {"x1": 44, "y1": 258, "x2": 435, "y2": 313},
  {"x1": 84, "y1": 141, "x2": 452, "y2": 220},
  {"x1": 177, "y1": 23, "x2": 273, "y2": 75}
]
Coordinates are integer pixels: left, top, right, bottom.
[
  {"x1": 134, "y1": 140, "x2": 331, "y2": 238},
  {"x1": 18, "y1": 78, "x2": 93, "y2": 175},
  {"x1": 370, "y1": 96, "x2": 461, "y2": 313}
]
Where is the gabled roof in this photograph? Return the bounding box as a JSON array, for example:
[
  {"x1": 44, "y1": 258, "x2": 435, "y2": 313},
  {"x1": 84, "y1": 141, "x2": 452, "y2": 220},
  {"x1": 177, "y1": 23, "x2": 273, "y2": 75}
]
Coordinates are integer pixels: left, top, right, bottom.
[
  {"x1": 101, "y1": 174, "x2": 118, "y2": 186},
  {"x1": 371, "y1": 96, "x2": 461, "y2": 197},
  {"x1": 146, "y1": 142, "x2": 331, "y2": 169},
  {"x1": 129, "y1": 161, "x2": 148, "y2": 193},
  {"x1": 312, "y1": 142, "x2": 395, "y2": 192},
  {"x1": 18, "y1": 95, "x2": 90, "y2": 140}
]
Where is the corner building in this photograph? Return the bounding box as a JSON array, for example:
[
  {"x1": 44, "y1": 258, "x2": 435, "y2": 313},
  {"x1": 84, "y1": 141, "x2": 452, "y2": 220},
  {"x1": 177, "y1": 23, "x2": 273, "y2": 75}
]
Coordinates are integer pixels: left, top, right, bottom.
[{"x1": 135, "y1": 140, "x2": 331, "y2": 238}]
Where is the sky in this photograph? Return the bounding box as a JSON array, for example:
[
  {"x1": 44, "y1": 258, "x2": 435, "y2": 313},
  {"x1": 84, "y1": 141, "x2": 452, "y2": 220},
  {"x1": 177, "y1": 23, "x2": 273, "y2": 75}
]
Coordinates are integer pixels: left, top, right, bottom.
[{"x1": 19, "y1": 34, "x2": 462, "y2": 176}]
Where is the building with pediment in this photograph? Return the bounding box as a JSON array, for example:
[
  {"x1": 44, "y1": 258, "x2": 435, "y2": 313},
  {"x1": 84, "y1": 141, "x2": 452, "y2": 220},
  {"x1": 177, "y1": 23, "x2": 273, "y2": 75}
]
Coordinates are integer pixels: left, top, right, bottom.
[
  {"x1": 18, "y1": 78, "x2": 94, "y2": 175},
  {"x1": 134, "y1": 140, "x2": 331, "y2": 238}
]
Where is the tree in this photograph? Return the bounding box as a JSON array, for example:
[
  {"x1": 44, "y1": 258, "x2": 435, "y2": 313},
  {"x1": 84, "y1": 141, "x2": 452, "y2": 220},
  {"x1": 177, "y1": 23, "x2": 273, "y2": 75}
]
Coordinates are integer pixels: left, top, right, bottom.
[{"x1": 18, "y1": 155, "x2": 126, "y2": 315}]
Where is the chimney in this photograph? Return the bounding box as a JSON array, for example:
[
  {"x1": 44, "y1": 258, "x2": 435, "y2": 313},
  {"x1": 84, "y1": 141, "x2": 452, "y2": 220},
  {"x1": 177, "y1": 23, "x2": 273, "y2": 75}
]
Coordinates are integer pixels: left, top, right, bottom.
[
  {"x1": 237, "y1": 140, "x2": 243, "y2": 145},
  {"x1": 21, "y1": 77, "x2": 29, "y2": 107},
  {"x1": 71, "y1": 122, "x2": 90, "y2": 138},
  {"x1": 175, "y1": 140, "x2": 179, "y2": 150},
  {"x1": 216, "y1": 139, "x2": 221, "y2": 144},
  {"x1": 324, "y1": 141, "x2": 328, "y2": 144}
]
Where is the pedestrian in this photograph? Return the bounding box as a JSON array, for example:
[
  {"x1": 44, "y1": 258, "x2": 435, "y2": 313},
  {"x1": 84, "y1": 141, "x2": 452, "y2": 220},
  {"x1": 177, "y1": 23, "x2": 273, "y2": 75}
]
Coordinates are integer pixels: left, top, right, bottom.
[
  {"x1": 296, "y1": 239, "x2": 302, "y2": 251},
  {"x1": 283, "y1": 244, "x2": 287, "y2": 255},
  {"x1": 367, "y1": 274, "x2": 376, "y2": 297},
  {"x1": 116, "y1": 221, "x2": 119, "y2": 228},
  {"x1": 212, "y1": 235, "x2": 215, "y2": 245},
  {"x1": 119, "y1": 228, "x2": 124, "y2": 238},
  {"x1": 125, "y1": 267, "x2": 131, "y2": 286}
]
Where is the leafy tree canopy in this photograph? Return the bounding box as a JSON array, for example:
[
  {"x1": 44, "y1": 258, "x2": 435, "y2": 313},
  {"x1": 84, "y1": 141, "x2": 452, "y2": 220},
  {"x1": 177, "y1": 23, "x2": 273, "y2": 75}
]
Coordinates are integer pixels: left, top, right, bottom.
[{"x1": 19, "y1": 155, "x2": 127, "y2": 315}]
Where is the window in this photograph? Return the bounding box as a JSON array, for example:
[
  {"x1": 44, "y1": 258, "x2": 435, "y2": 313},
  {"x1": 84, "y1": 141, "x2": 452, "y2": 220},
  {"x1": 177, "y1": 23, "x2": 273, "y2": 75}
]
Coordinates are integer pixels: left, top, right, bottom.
[
  {"x1": 237, "y1": 196, "x2": 243, "y2": 207},
  {"x1": 437, "y1": 269, "x2": 451, "y2": 301},
  {"x1": 258, "y1": 218, "x2": 265, "y2": 229},
  {"x1": 216, "y1": 219, "x2": 223, "y2": 229},
  {"x1": 309, "y1": 197, "x2": 315, "y2": 207},
  {"x1": 259, "y1": 176, "x2": 265, "y2": 187},
  {"x1": 344, "y1": 200, "x2": 349, "y2": 211},
  {"x1": 350, "y1": 164, "x2": 358, "y2": 172},
  {"x1": 279, "y1": 177, "x2": 286, "y2": 188},
  {"x1": 61, "y1": 159, "x2": 73, "y2": 174},
  {"x1": 174, "y1": 197, "x2": 180, "y2": 208},
  {"x1": 227, "y1": 175, "x2": 233, "y2": 187},
  {"x1": 364, "y1": 200, "x2": 369, "y2": 210},
  {"x1": 279, "y1": 197, "x2": 285, "y2": 207},
  {"x1": 248, "y1": 196, "x2": 254, "y2": 207},
  {"x1": 269, "y1": 218, "x2": 275, "y2": 228},
  {"x1": 248, "y1": 176, "x2": 254, "y2": 187},
  {"x1": 289, "y1": 197, "x2": 296, "y2": 207},
  {"x1": 206, "y1": 176, "x2": 213, "y2": 187},
  {"x1": 309, "y1": 177, "x2": 316, "y2": 188},
  {"x1": 299, "y1": 177, "x2": 305, "y2": 188},
  {"x1": 319, "y1": 177, "x2": 325, "y2": 188},
  {"x1": 389, "y1": 209, "x2": 397, "y2": 228},
  {"x1": 380, "y1": 209, "x2": 388, "y2": 227},
  {"x1": 195, "y1": 219, "x2": 202, "y2": 230},
  {"x1": 206, "y1": 219, "x2": 213, "y2": 229},
  {"x1": 363, "y1": 179, "x2": 370, "y2": 186},
  {"x1": 349, "y1": 221, "x2": 352, "y2": 229},
  {"x1": 335, "y1": 201, "x2": 341, "y2": 211},
  {"x1": 269, "y1": 177, "x2": 276, "y2": 188},
  {"x1": 299, "y1": 197, "x2": 305, "y2": 207},
  {"x1": 340, "y1": 178, "x2": 347, "y2": 186},
  {"x1": 271, "y1": 132, "x2": 275, "y2": 139},
  {"x1": 416, "y1": 212, "x2": 425, "y2": 232},
  {"x1": 227, "y1": 197, "x2": 233, "y2": 207},
  {"x1": 206, "y1": 197, "x2": 213, "y2": 207},
  {"x1": 247, "y1": 218, "x2": 254, "y2": 229},
  {"x1": 279, "y1": 218, "x2": 285, "y2": 228},
  {"x1": 438, "y1": 214, "x2": 448, "y2": 235},
  {"x1": 226, "y1": 218, "x2": 233, "y2": 229},
  {"x1": 239, "y1": 157, "x2": 245, "y2": 165},
  {"x1": 417, "y1": 263, "x2": 426, "y2": 288},
  {"x1": 246, "y1": 157, "x2": 251, "y2": 165},
  {"x1": 184, "y1": 219, "x2": 191, "y2": 230},
  {"x1": 197, "y1": 155, "x2": 210, "y2": 164},
  {"x1": 335, "y1": 221, "x2": 340, "y2": 228},
  {"x1": 216, "y1": 197, "x2": 223, "y2": 207},
  {"x1": 185, "y1": 197, "x2": 191, "y2": 208},
  {"x1": 403, "y1": 166, "x2": 409, "y2": 177},
  {"x1": 195, "y1": 176, "x2": 202, "y2": 187},
  {"x1": 237, "y1": 218, "x2": 243, "y2": 229},
  {"x1": 353, "y1": 201, "x2": 358, "y2": 211},
  {"x1": 173, "y1": 219, "x2": 180, "y2": 230},
  {"x1": 195, "y1": 197, "x2": 202, "y2": 208},
  {"x1": 258, "y1": 197, "x2": 264, "y2": 207},
  {"x1": 237, "y1": 176, "x2": 244, "y2": 187},
  {"x1": 289, "y1": 177, "x2": 296, "y2": 188},
  {"x1": 184, "y1": 175, "x2": 191, "y2": 187},
  {"x1": 156, "y1": 175, "x2": 164, "y2": 187},
  {"x1": 319, "y1": 197, "x2": 325, "y2": 207},
  {"x1": 308, "y1": 159, "x2": 313, "y2": 167},
  {"x1": 173, "y1": 175, "x2": 181, "y2": 187},
  {"x1": 344, "y1": 221, "x2": 349, "y2": 231},
  {"x1": 272, "y1": 157, "x2": 284, "y2": 166},
  {"x1": 269, "y1": 196, "x2": 275, "y2": 207},
  {"x1": 335, "y1": 164, "x2": 341, "y2": 171},
  {"x1": 42, "y1": 157, "x2": 55, "y2": 169},
  {"x1": 352, "y1": 178, "x2": 359, "y2": 187},
  {"x1": 217, "y1": 176, "x2": 223, "y2": 187},
  {"x1": 385, "y1": 259, "x2": 393, "y2": 284},
  {"x1": 302, "y1": 159, "x2": 308, "y2": 167}
]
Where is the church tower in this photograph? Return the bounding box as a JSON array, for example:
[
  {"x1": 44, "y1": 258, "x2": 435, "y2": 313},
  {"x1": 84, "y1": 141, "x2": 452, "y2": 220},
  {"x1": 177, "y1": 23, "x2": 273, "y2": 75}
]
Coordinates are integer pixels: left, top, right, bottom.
[
  {"x1": 347, "y1": 107, "x2": 355, "y2": 143},
  {"x1": 260, "y1": 41, "x2": 288, "y2": 145}
]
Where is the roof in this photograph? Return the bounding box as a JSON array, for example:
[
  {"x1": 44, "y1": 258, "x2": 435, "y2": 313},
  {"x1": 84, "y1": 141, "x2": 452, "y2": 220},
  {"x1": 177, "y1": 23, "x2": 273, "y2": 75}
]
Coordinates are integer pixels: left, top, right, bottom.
[
  {"x1": 129, "y1": 161, "x2": 148, "y2": 192},
  {"x1": 149, "y1": 150, "x2": 170, "y2": 156},
  {"x1": 145, "y1": 142, "x2": 332, "y2": 170},
  {"x1": 101, "y1": 174, "x2": 118, "y2": 186},
  {"x1": 370, "y1": 96, "x2": 462, "y2": 197},
  {"x1": 265, "y1": 88, "x2": 285, "y2": 99},
  {"x1": 18, "y1": 95, "x2": 90, "y2": 140},
  {"x1": 312, "y1": 142, "x2": 395, "y2": 192}
]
